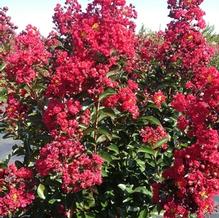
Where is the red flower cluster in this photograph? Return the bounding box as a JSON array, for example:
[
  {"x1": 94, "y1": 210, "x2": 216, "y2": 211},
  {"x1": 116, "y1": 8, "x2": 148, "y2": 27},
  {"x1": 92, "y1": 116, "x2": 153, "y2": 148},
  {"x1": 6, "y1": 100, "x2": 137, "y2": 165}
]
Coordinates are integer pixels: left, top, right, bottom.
[
  {"x1": 171, "y1": 93, "x2": 188, "y2": 112},
  {"x1": 36, "y1": 140, "x2": 103, "y2": 193},
  {"x1": 160, "y1": 128, "x2": 219, "y2": 218},
  {"x1": 154, "y1": 0, "x2": 219, "y2": 217},
  {"x1": 177, "y1": 115, "x2": 189, "y2": 131},
  {"x1": 159, "y1": 0, "x2": 213, "y2": 73},
  {"x1": 43, "y1": 99, "x2": 83, "y2": 138},
  {"x1": 6, "y1": 25, "x2": 50, "y2": 84},
  {"x1": 0, "y1": 7, "x2": 16, "y2": 59},
  {"x1": 140, "y1": 126, "x2": 168, "y2": 149},
  {"x1": 163, "y1": 201, "x2": 189, "y2": 218},
  {"x1": 46, "y1": 0, "x2": 137, "y2": 98},
  {"x1": 54, "y1": 0, "x2": 136, "y2": 59},
  {"x1": 134, "y1": 31, "x2": 164, "y2": 72},
  {"x1": 104, "y1": 85, "x2": 139, "y2": 119},
  {"x1": 0, "y1": 165, "x2": 34, "y2": 216},
  {"x1": 153, "y1": 90, "x2": 166, "y2": 108},
  {"x1": 37, "y1": 0, "x2": 139, "y2": 205},
  {"x1": 1, "y1": 0, "x2": 219, "y2": 217},
  {"x1": 5, "y1": 94, "x2": 26, "y2": 121}
]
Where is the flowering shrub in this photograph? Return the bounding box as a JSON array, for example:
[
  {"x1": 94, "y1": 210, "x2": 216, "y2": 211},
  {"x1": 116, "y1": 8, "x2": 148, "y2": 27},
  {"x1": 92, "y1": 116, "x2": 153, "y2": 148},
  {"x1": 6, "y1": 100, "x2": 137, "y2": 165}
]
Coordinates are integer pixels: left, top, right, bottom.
[
  {"x1": 0, "y1": 164, "x2": 34, "y2": 216},
  {"x1": 0, "y1": 0, "x2": 218, "y2": 217},
  {"x1": 153, "y1": 1, "x2": 219, "y2": 217}
]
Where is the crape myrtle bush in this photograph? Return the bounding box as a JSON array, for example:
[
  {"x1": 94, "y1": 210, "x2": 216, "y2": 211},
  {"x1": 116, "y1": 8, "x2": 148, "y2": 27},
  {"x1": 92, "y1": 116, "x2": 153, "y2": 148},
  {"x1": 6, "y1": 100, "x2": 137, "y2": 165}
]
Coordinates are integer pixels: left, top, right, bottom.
[
  {"x1": 0, "y1": 0, "x2": 219, "y2": 217},
  {"x1": 202, "y1": 25, "x2": 219, "y2": 68}
]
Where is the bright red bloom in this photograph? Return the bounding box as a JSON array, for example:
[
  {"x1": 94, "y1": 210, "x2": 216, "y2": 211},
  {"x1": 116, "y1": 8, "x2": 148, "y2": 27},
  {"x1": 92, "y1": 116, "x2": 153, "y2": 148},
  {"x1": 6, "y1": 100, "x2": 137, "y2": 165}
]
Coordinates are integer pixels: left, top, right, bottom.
[
  {"x1": 43, "y1": 99, "x2": 83, "y2": 138},
  {"x1": 0, "y1": 165, "x2": 34, "y2": 216},
  {"x1": 140, "y1": 126, "x2": 168, "y2": 148},
  {"x1": 160, "y1": 129, "x2": 219, "y2": 217},
  {"x1": 46, "y1": 0, "x2": 137, "y2": 99},
  {"x1": 0, "y1": 7, "x2": 16, "y2": 59},
  {"x1": 156, "y1": 0, "x2": 219, "y2": 216},
  {"x1": 164, "y1": 201, "x2": 188, "y2": 218},
  {"x1": 5, "y1": 94, "x2": 26, "y2": 122},
  {"x1": 171, "y1": 93, "x2": 187, "y2": 112},
  {"x1": 127, "y1": 79, "x2": 139, "y2": 91},
  {"x1": 104, "y1": 87, "x2": 139, "y2": 119},
  {"x1": 151, "y1": 183, "x2": 161, "y2": 203},
  {"x1": 6, "y1": 25, "x2": 50, "y2": 84},
  {"x1": 177, "y1": 115, "x2": 189, "y2": 131},
  {"x1": 36, "y1": 140, "x2": 103, "y2": 193},
  {"x1": 118, "y1": 87, "x2": 139, "y2": 119},
  {"x1": 80, "y1": 109, "x2": 91, "y2": 126},
  {"x1": 1, "y1": 0, "x2": 219, "y2": 217},
  {"x1": 153, "y1": 90, "x2": 166, "y2": 108}
]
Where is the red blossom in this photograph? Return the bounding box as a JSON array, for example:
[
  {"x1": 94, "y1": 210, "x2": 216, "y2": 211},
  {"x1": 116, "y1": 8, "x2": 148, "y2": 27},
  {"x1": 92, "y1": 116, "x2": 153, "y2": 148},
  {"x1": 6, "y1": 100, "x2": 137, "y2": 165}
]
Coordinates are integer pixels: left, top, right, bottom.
[
  {"x1": 0, "y1": 165, "x2": 34, "y2": 216},
  {"x1": 164, "y1": 201, "x2": 188, "y2": 218},
  {"x1": 6, "y1": 25, "x2": 51, "y2": 84},
  {"x1": 140, "y1": 126, "x2": 168, "y2": 149},
  {"x1": 177, "y1": 115, "x2": 189, "y2": 131},
  {"x1": 153, "y1": 90, "x2": 166, "y2": 108},
  {"x1": 43, "y1": 99, "x2": 84, "y2": 138},
  {"x1": 156, "y1": 0, "x2": 219, "y2": 216},
  {"x1": 104, "y1": 86, "x2": 139, "y2": 119},
  {"x1": 5, "y1": 94, "x2": 26, "y2": 122},
  {"x1": 0, "y1": 0, "x2": 219, "y2": 217},
  {"x1": 36, "y1": 140, "x2": 103, "y2": 193},
  {"x1": 0, "y1": 7, "x2": 16, "y2": 59},
  {"x1": 171, "y1": 93, "x2": 187, "y2": 112}
]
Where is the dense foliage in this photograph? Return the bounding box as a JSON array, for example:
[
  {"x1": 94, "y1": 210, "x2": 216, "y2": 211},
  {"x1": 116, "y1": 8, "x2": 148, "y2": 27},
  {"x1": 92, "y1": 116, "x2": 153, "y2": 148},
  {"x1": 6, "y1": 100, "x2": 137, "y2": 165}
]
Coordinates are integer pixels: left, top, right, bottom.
[{"x1": 0, "y1": 0, "x2": 218, "y2": 217}]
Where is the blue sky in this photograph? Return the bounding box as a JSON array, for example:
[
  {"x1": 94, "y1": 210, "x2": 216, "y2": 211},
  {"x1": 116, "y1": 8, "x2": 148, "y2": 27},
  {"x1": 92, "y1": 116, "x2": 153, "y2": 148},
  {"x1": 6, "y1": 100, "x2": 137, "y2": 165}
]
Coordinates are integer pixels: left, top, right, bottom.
[{"x1": 0, "y1": 0, "x2": 218, "y2": 36}]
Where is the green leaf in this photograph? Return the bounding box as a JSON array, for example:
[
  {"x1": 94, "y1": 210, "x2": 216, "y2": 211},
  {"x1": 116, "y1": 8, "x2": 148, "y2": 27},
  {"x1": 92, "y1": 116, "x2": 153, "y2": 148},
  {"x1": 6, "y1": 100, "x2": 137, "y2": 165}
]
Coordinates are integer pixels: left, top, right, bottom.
[
  {"x1": 106, "y1": 68, "x2": 120, "y2": 78},
  {"x1": 112, "y1": 134, "x2": 120, "y2": 140},
  {"x1": 98, "y1": 127, "x2": 112, "y2": 141},
  {"x1": 99, "y1": 151, "x2": 112, "y2": 163},
  {"x1": 99, "y1": 88, "x2": 117, "y2": 101},
  {"x1": 98, "y1": 108, "x2": 117, "y2": 122},
  {"x1": 141, "y1": 116, "x2": 161, "y2": 125},
  {"x1": 0, "y1": 88, "x2": 7, "y2": 96},
  {"x1": 37, "y1": 184, "x2": 46, "y2": 200},
  {"x1": 0, "y1": 122, "x2": 7, "y2": 128},
  {"x1": 138, "y1": 209, "x2": 147, "y2": 218},
  {"x1": 96, "y1": 135, "x2": 107, "y2": 143},
  {"x1": 108, "y1": 144, "x2": 119, "y2": 154},
  {"x1": 79, "y1": 124, "x2": 88, "y2": 130},
  {"x1": 136, "y1": 159, "x2": 145, "y2": 172},
  {"x1": 133, "y1": 186, "x2": 152, "y2": 196},
  {"x1": 0, "y1": 63, "x2": 6, "y2": 71},
  {"x1": 101, "y1": 165, "x2": 109, "y2": 177},
  {"x1": 138, "y1": 146, "x2": 155, "y2": 155},
  {"x1": 83, "y1": 127, "x2": 95, "y2": 135},
  {"x1": 118, "y1": 184, "x2": 134, "y2": 194},
  {"x1": 48, "y1": 199, "x2": 60, "y2": 204},
  {"x1": 118, "y1": 184, "x2": 126, "y2": 191},
  {"x1": 153, "y1": 137, "x2": 169, "y2": 149},
  {"x1": 77, "y1": 212, "x2": 95, "y2": 218},
  {"x1": 77, "y1": 191, "x2": 96, "y2": 211},
  {"x1": 123, "y1": 197, "x2": 133, "y2": 203},
  {"x1": 15, "y1": 160, "x2": 23, "y2": 168},
  {"x1": 180, "y1": 143, "x2": 188, "y2": 148}
]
